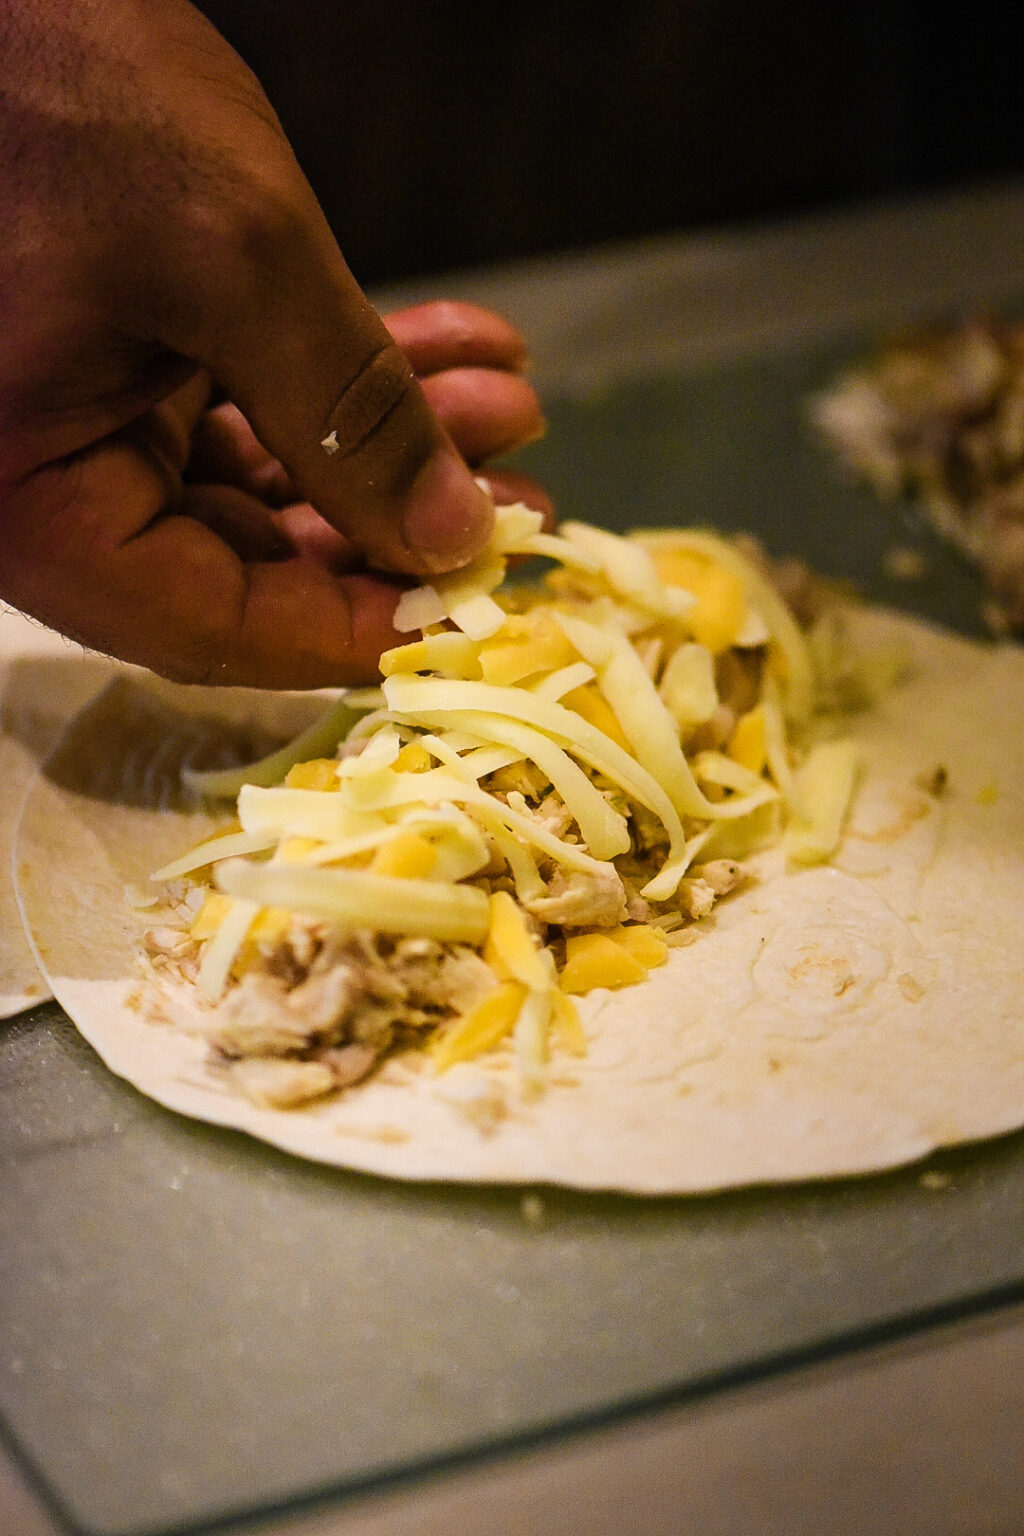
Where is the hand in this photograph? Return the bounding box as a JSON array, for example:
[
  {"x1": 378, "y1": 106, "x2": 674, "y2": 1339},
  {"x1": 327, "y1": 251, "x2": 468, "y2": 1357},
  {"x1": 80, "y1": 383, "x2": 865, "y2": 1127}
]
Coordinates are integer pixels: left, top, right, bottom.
[
  {"x1": 0, "y1": 0, "x2": 550, "y2": 688},
  {"x1": 183, "y1": 299, "x2": 549, "y2": 621}
]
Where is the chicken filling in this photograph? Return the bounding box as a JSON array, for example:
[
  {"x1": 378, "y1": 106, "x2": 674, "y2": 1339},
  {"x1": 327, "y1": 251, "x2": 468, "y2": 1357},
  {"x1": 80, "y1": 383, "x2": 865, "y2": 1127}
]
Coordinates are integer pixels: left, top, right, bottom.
[{"x1": 143, "y1": 514, "x2": 855, "y2": 1108}]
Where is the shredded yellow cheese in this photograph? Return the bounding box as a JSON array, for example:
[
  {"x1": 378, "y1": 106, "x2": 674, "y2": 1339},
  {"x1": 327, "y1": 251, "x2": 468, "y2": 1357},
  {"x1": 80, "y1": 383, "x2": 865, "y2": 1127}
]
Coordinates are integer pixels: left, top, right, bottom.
[{"x1": 156, "y1": 503, "x2": 866, "y2": 1097}]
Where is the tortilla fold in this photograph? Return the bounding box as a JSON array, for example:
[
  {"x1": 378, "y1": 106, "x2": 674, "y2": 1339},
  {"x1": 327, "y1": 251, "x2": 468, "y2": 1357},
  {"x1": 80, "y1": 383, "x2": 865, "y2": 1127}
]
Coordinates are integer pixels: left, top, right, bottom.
[{"x1": 0, "y1": 607, "x2": 121, "y2": 1016}]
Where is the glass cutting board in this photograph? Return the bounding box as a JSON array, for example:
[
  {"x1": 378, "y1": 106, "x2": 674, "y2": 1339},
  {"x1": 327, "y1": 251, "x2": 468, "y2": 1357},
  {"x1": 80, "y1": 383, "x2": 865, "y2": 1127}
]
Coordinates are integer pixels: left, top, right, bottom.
[{"x1": 2, "y1": 332, "x2": 1023, "y2": 1536}]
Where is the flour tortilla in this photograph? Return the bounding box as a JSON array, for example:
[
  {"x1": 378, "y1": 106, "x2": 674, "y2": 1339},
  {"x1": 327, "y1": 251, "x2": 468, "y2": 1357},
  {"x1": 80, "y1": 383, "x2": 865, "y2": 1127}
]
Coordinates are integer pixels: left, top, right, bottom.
[
  {"x1": 14, "y1": 606, "x2": 1024, "y2": 1193},
  {"x1": 0, "y1": 607, "x2": 121, "y2": 1015}
]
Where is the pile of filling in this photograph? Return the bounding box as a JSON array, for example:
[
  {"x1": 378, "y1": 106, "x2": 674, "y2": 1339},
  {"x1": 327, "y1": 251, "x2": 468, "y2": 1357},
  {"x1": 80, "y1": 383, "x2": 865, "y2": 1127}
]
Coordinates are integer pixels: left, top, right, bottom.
[
  {"x1": 143, "y1": 509, "x2": 860, "y2": 1108},
  {"x1": 813, "y1": 315, "x2": 1024, "y2": 633}
]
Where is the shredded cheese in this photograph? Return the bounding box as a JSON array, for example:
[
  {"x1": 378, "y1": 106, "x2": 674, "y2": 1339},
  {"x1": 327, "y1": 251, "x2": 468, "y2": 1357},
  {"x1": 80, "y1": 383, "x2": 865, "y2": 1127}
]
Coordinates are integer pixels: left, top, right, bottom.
[{"x1": 154, "y1": 500, "x2": 864, "y2": 1100}]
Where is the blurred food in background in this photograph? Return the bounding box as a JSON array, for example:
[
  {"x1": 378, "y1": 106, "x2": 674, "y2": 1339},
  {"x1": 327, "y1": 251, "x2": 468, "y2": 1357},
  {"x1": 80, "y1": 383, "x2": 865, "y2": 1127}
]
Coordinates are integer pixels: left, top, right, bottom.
[{"x1": 814, "y1": 316, "x2": 1024, "y2": 634}]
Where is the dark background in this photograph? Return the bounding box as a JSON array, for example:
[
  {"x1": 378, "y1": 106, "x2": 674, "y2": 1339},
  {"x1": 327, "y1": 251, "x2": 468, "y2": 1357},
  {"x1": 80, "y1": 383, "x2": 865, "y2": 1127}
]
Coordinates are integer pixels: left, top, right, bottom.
[{"x1": 196, "y1": 1, "x2": 1023, "y2": 288}]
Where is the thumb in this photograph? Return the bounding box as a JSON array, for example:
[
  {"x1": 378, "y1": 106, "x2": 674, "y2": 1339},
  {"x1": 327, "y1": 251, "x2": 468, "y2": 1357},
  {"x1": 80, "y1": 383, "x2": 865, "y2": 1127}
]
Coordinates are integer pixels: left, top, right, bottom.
[{"x1": 156, "y1": 175, "x2": 494, "y2": 578}]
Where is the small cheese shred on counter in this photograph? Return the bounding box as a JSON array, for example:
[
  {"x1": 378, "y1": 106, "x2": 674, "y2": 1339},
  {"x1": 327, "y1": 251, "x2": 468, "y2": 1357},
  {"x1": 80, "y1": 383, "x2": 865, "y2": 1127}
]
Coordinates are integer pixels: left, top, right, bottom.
[{"x1": 143, "y1": 506, "x2": 861, "y2": 1109}]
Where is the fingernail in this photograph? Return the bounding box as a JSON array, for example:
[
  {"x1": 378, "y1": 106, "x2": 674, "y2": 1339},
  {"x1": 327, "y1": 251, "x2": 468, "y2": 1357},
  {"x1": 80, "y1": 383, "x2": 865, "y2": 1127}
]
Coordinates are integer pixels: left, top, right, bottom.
[{"x1": 402, "y1": 451, "x2": 494, "y2": 573}]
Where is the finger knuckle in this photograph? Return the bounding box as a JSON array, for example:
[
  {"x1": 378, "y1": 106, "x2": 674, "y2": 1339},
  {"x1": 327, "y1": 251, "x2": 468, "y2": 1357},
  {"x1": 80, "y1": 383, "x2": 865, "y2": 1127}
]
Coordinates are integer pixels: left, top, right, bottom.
[
  {"x1": 221, "y1": 175, "x2": 306, "y2": 270},
  {"x1": 320, "y1": 343, "x2": 417, "y2": 461}
]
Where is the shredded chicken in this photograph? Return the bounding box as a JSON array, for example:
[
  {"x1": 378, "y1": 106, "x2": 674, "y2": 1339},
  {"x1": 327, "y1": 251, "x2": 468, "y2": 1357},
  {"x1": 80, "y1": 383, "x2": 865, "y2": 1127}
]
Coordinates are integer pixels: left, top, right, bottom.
[
  {"x1": 676, "y1": 878, "x2": 716, "y2": 921},
  {"x1": 620, "y1": 877, "x2": 653, "y2": 923},
  {"x1": 143, "y1": 925, "x2": 201, "y2": 985},
  {"x1": 227, "y1": 1056, "x2": 339, "y2": 1109},
  {"x1": 525, "y1": 864, "x2": 627, "y2": 928},
  {"x1": 149, "y1": 927, "x2": 502, "y2": 1108},
  {"x1": 532, "y1": 792, "x2": 575, "y2": 840},
  {"x1": 487, "y1": 761, "x2": 549, "y2": 801},
  {"x1": 144, "y1": 926, "x2": 197, "y2": 960},
  {"x1": 692, "y1": 859, "x2": 748, "y2": 897},
  {"x1": 207, "y1": 971, "x2": 346, "y2": 1057}
]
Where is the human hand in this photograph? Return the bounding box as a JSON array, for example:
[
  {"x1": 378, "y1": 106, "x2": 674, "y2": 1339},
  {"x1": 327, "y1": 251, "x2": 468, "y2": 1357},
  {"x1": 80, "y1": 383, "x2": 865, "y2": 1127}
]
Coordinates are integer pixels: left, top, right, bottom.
[{"x1": 0, "y1": 0, "x2": 549, "y2": 688}]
